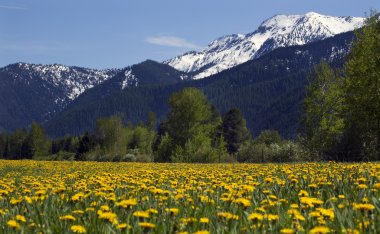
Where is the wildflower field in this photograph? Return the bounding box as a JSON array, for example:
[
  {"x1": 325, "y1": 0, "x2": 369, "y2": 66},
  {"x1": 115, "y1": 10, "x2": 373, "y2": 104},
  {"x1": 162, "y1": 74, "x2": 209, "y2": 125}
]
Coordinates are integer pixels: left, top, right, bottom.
[{"x1": 0, "y1": 160, "x2": 379, "y2": 233}]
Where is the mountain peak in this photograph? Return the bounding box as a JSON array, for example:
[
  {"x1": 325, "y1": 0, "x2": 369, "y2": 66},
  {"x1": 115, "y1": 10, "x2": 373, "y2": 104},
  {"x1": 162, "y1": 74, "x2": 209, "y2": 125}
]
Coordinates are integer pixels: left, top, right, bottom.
[{"x1": 165, "y1": 12, "x2": 364, "y2": 79}]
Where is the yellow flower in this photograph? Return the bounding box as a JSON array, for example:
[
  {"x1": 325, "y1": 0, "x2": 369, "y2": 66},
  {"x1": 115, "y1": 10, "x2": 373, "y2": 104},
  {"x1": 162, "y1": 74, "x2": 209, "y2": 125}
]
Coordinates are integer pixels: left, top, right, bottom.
[
  {"x1": 71, "y1": 192, "x2": 84, "y2": 202},
  {"x1": 117, "y1": 223, "x2": 131, "y2": 229},
  {"x1": 98, "y1": 212, "x2": 118, "y2": 223},
  {"x1": 356, "y1": 177, "x2": 367, "y2": 183},
  {"x1": 298, "y1": 190, "x2": 309, "y2": 197},
  {"x1": 24, "y1": 196, "x2": 32, "y2": 204},
  {"x1": 116, "y1": 199, "x2": 137, "y2": 208},
  {"x1": 265, "y1": 214, "x2": 279, "y2": 221},
  {"x1": 10, "y1": 197, "x2": 22, "y2": 205},
  {"x1": 72, "y1": 210, "x2": 85, "y2": 215},
  {"x1": 353, "y1": 203, "x2": 375, "y2": 211},
  {"x1": 280, "y1": 228, "x2": 295, "y2": 234},
  {"x1": 16, "y1": 215, "x2": 26, "y2": 222},
  {"x1": 165, "y1": 208, "x2": 179, "y2": 215},
  {"x1": 7, "y1": 220, "x2": 20, "y2": 229},
  {"x1": 248, "y1": 213, "x2": 263, "y2": 221},
  {"x1": 133, "y1": 211, "x2": 150, "y2": 218},
  {"x1": 60, "y1": 215, "x2": 76, "y2": 221},
  {"x1": 194, "y1": 231, "x2": 209, "y2": 234},
  {"x1": 139, "y1": 222, "x2": 156, "y2": 228},
  {"x1": 264, "y1": 177, "x2": 273, "y2": 183},
  {"x1": 217, "y1": 212, "x2": 239, "y2": 220},
  {"x1": 71, "y1": 225, "x2": 86, "y2": 233},
  {"x1": 199, "y1": 217, "x2": 209, "y2": 223},
  {"x1": 309, "y1": 226, "x2": 330, "y2": 234},
  {"x1": 147, "y1": 208, "x2": 158, "y2": 214},
  {"x1": 99, "y1": 205, "x2": 110, "y2": 211},
  {"x1": 181, "y1": 217, "x2": 197, "y2": 224},
  {"x1": 234, "y1": 197, "x2": 251, "y2": 207}
]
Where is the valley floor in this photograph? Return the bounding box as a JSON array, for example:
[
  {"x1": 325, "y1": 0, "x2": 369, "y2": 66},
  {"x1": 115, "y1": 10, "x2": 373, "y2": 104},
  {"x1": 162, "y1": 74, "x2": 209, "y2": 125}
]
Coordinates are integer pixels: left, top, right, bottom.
[{"x1": 0, "y1": 160, "x2": 379, "y2": 233}]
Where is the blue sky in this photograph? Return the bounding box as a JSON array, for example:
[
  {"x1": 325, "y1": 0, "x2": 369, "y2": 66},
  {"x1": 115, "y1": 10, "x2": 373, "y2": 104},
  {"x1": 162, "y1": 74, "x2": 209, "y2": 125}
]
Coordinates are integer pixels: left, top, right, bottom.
[{"x1": 1, "y1": 0, "x2": 379, "y2": 69}]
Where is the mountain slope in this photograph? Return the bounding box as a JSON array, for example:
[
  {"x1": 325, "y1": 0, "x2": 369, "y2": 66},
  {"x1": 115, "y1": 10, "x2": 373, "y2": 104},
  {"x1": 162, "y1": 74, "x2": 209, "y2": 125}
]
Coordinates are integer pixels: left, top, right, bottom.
[
  {"x1": 165, "y1": 12, "x2": 363, "y2": 79},
  {"x1": 0, "y1": 60, "x2": 185, "y2": 132},
  {"x1": 46, "y1": 31, "x2": 356, "y2": 138},
  {"x1": 0, "y1": 63, "x2": 119, "y2": 131}
]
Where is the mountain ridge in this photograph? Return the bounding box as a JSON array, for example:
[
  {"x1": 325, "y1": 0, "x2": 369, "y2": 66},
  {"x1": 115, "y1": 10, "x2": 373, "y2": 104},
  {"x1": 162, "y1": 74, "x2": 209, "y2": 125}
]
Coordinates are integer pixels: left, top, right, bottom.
[{"x1": 165, "y1": 12, "x2": 363, "y2": 79}]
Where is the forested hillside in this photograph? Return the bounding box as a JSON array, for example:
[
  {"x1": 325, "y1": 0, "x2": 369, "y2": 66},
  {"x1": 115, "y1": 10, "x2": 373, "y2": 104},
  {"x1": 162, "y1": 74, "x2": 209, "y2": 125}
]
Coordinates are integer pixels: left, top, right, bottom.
[{"x1": 46, "y1": 31, "x2": 356, "y2": 138}]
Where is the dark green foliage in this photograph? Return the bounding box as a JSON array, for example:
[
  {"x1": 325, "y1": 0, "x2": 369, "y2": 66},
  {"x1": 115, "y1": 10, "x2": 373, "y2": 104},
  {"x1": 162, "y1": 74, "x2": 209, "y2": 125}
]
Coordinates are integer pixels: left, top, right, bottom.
[
  {"x1": 299, "y1": 13, "x2": 380, "y2": 161},
  {"x1": 344, "y1": 13, "x2": 380, "y2": 160},
  {"x1": 155, "y1": 88, "x2": 219, "y2": 162},
  {"x1": 0, "y1": 123, "x2": 50, "y2": 160},
  {"x1": 76, "y1": 132, "x2": 97, "y2": 160},
  {"x1": 221, "y1": 108, "x2": 250, "y2": 154},
  {"x1": 301, "y1": 62, "x2": 344, "y2": 158},
  {"x1": 237, "y1": 130, "x2": 308, "y2": 163},
  {"x1": 253, "y1": 130, "x2": 283, "y2": 145}
]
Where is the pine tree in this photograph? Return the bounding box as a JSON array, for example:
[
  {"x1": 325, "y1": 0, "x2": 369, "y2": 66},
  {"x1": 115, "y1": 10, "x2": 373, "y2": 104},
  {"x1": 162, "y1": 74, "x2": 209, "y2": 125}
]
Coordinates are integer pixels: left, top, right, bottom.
[{"x1": 221, "y1": 108, "x2": 250, "y2": 154}]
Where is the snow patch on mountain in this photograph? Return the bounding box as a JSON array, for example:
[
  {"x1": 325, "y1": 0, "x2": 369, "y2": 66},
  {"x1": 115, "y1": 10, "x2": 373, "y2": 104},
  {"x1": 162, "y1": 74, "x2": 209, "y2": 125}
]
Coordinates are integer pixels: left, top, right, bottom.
[
  {"x1": 2, "y1": 63, "x2": 120, "y2": 100},
  {"x1": 165, "y1": 12, "x2": 364, "y2": 79},
  {"x1": 121, "y1": 69, "x2": 138, "y2": 89}
]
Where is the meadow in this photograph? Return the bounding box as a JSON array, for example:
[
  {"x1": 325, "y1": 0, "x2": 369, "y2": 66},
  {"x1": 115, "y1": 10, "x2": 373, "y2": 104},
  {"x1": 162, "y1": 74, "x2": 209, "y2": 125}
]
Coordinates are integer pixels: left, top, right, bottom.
[{"x1": 0, "y1": 160, "x2": 379, "y2": 233}]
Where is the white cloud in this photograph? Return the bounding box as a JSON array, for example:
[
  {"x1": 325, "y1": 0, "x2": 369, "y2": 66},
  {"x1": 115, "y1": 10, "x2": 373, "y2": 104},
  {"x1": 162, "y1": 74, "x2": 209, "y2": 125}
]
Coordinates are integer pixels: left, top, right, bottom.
[
  {"x1": 146, "y1": 36, "x2": 201, "y2": 49},
  {"x1": 0, "y1": 5, "x2": 27, "y2": 10}
]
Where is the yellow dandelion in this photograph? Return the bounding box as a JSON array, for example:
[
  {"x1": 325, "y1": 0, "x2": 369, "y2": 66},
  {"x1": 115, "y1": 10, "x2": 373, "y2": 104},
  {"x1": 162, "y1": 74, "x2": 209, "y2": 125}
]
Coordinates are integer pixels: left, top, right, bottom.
[
  {"x1": 165, "y1": 208, "x2": 179, "y2": 215},
  {"x1": 199, "y1": 217, "x2": 209, "y2": 223},
  {"x1": 309, "y1": 226, "x2": 330, "y2": 234},
  {"x1": 7, "y1": 220, "x2": 20, "y2": 229},
  {"x1": 194, "y1": 231, "x2": 209, "y2": 234},
  {"x1": 133, "y1": 211, "x2": 150, "y2": 218},
  {"x1": 16, "y1": 215, "x2": 26, "y2": 222},
  {"x1": 117, "y1": 223, "x2": 131, "y2": 229},
  {"x1": 116, "y1": 199, "x2": 137, "y2": 208},
  {"x1": 353, "y1": 203, "x2": 375, "y2": 211},
  {"x1": 60, "y1": 215, "x2": 76, "y2": 221},
  {"x1": 280, "y1": 228, "x2": 295, "y2": 234},
  {"x1": 72, "y1": 210, "x2": 85, "y2": 215},
  {"x1": 71, "y1": 225, "x2": 86, "y2": 233},
  {"x1": 248, "y1": 212, "x2": 263, "y2": 221},
  {"x1": 139, "y1": 222, "x2": 156, "y2": 228}
]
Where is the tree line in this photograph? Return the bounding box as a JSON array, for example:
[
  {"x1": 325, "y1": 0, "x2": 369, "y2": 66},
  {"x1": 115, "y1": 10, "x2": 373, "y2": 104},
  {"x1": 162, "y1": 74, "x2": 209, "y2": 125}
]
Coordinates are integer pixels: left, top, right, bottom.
[{"x1": 0, "y1": 86, "x2": 306, "y2": 162}]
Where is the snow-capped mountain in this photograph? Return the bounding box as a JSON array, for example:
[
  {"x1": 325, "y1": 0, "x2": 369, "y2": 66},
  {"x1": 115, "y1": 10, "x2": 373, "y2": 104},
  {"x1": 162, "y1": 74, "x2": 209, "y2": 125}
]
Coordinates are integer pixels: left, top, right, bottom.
[
  {"x1": 165, "y1": 12, "x2": 364, "y2": 79},
  {"x1": 0, "y1": 63, "x2": 120, "y2": 131},
  {"x1": 1, "y1": 63, "x2": 120, "y2": 102}
]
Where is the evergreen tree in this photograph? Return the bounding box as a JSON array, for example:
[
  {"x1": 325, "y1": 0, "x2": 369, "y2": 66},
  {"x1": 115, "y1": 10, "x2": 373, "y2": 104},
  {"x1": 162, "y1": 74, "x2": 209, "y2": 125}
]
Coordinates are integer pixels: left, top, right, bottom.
[
  {"x1": 76, "y1": 132, "x2": 97, "y2": 160},
  {"x1": 221, "y1": 108, "x2": 250, "y2": 154}
]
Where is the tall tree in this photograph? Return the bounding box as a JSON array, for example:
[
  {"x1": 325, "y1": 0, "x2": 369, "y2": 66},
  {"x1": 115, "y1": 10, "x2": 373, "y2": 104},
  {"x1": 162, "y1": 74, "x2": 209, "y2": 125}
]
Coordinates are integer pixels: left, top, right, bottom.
[
  {"x1": 28, "y1": 123, "x2": 50, "y2": 158},
  {"x1": 301, "y1": 62, "x2": 345, "y2": 158},
  {"x1": 159, "y1": 87, "x2": 219, "y2": 162},
  {"x1": 221, "y1": 108, "x2": 250, "y2": 154},
  {"x1": 95, "y1": 115, "x2": 127, "y2": 156},
  {"x1": 344, "y1": 12, "x2": 380, "y2": 160}
]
